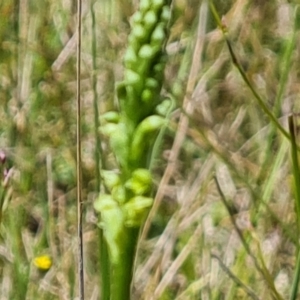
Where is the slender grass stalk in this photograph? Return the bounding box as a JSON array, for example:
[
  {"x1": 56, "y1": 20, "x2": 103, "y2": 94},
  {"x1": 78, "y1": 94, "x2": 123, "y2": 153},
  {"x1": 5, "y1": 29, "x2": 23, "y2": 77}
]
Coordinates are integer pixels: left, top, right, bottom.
[
  {"x1": 215, "y1": 177, "x2": 284, "y2": 300},
  {"x1": 211, "y1": 253, "x2": 260, "y2": 300},
  {"x1": 214, "y1": 177, "x2": 251, "y2": 255},
  {"x1": 257, "y1": 5, "x2": 298, "y2": 185},
  {"x1": 288, "y1": 115, "x2": 300, "y2": 300},
  {"x1": 207, "y1": 10, "x2": 300, "y2": 298},
  {"x1": 186, "y1": 113, "x2": 297, "y2": 243},
  {"x1": 225, "y1": 249, "x2": 252, "y2": 300},
  {"x1": 208, "y1": 0, "x2": 295, "y2": 144},
  {"x1": 91, "y1": 2, "x2": 101, "y2": 206},
  {"x1": 76, "y1": 0, "x2": 84, "y2": 298},
  {"x1": 6, "y1": 201, "x2": 29, "y2": 299},
  {"x1": 251, "y1": 233, "x2": 284, "y2": 300},
  {"x1": 204, "y1": 1, "x2": 299, "y2": 245},
  {"x1": 288, "y1": 115, "x2": 300, "y2": 232},
  {"x1": 258, "y1": 139, "x2": 289, "y2": 215},
  {"x1": 290, "y1": 252, "x2": 300, "y2": 300}
]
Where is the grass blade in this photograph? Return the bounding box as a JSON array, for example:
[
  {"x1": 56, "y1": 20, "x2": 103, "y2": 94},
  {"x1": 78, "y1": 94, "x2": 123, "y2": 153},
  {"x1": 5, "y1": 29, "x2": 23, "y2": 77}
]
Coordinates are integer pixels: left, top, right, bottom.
[
  {"x1": 77, "y1": 0, "x2": 84, "y2": 298},
  {"x1": 288, "y1": 115, "x2": 300, "y2": 300},
  {"x1": 208, "y1": 0, "x2": 292, "y2": 143}
]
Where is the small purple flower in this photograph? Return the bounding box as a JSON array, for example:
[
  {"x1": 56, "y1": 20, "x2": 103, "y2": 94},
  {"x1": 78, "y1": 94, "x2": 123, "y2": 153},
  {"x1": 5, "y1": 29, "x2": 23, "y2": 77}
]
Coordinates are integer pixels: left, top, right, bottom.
[{"x1": 0, "y1": 151, "x2": 6, "y2": 164}]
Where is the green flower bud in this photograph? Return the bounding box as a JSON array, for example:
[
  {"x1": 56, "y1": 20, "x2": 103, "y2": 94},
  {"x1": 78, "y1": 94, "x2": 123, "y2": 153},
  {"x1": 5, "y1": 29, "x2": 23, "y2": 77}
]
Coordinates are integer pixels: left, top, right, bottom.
[
  {"x1": 155, "y1": 98, "x2": 173, "y2": 116},
  {"x1": 141, "y1": 89, "x2": 154, "y2": 104},
  {"x1": 133, "y1": 115, "x2": 165, "y2": 141},
  {"x1": 140, "y1": 0, "x2": 151, "y2": 12},
  {"x1": 131, "y1": 11, "x2": 143, "y2": 25},
  {"x1": 124, "y1": 70, "x2": 144, "y2": 95},
  {"x1": 151, "y1": 23, "x2": 165, "y2": 45},
  {"x1": 99, "y1": 123, "x2": 118, "y2": 136},
  {"x1": 110, "y1": 123, "x2": 129, "y2": 169},
  {"x1": 102, "y1": 170, "x2": 121, "y2": 191},
  {"x1": 161, "y1": 5, "x2": 171, "y2": 22},
  {"x1": 124, "y1": 69, "x2": 144, "y2": 96},
  {"x1": 112, "y1": 185, "x2": 126, "y2": 204},
  {"x1": 144, "y1": 11, "x2": 157, "y2": 30},
  {"x1": 124, "y1": 46, "x2": 138, "y2": 68},
  {"x1": 100, "y1": 111, "x2": 120, "y2": 123},
  {"x1": 145, "y1": 77, "x2": 159, "y2": 89},
  {"x1": 125, "y1": 168, "x2": 152, "y2": 195},
  {"x1": 152, "y1": 0, "x2": 164, "y2": 11},
  {"x1": 139, "y1": 44, "x2": 159, "y2": 59},
  {"x1": 132, "y1": 24, "x2": 148, "y2": 42},
  {"x1": 94, "y1": 194, "x2": 125, "y2": 263},
  {"x1": 123, "y1": 196, "x2": 153, "y2": 227},
  {"x1": 125, "y1": 69, "x2": 141, "y2": 84},
  {"x1": 130, "y1": 115, "x2": 165, "y2": 162}
]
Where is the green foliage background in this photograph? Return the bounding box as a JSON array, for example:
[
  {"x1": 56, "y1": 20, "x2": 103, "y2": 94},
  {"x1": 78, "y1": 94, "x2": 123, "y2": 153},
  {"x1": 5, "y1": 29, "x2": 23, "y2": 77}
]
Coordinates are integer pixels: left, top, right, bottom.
[{"x1": 0, "y1": 0, "x2": 300, "y2": 299}]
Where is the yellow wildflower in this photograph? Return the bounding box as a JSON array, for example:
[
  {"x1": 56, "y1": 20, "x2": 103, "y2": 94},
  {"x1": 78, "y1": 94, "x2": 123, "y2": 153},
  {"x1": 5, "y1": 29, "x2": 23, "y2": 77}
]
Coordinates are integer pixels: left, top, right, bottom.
[{"x1": 33, "y1": 255, "x2": 52, "y2": 271}]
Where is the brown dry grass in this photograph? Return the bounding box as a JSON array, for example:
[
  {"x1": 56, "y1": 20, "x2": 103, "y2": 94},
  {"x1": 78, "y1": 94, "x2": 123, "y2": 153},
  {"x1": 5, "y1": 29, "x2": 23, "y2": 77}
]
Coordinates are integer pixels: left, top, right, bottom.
[{"x1": 0, "y1": 0, "x2": 299, "y2": 299}]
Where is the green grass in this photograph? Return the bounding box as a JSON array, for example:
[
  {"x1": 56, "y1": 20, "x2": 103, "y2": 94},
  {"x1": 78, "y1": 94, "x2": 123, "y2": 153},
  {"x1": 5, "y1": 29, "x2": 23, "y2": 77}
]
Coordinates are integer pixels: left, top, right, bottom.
[{"x1": 0, "y1": 0, "x2": 300, "y2": 299}]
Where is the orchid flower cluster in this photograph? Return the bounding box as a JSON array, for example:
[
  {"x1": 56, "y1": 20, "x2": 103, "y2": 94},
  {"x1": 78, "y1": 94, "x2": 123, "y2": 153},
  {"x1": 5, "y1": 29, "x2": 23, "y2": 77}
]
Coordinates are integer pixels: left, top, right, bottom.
[{"x1": 94, "y1": 0, "x2": 171, "y2": 267}]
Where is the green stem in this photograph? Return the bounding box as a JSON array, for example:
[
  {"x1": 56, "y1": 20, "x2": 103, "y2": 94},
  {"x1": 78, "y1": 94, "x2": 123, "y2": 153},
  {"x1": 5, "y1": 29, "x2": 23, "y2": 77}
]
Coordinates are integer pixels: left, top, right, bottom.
[
  {"x1": 289, "y1": 116, "x2": 300, "y2": 233},
  {"x1": 290, "y1": 248, "x2": 300, "y2": 300},
  {"x1": 90, "y1": 1, "x2": 111, "y2": 298},
  {"x1": 289, "y1": 115, "x2": 300, "y2": 299},
  {"x1": 111, "y1": 228, "x2": 139, "y2": 300},
  {"x1": 100, "y1": 230, "x2": 111, "y2": 300}
]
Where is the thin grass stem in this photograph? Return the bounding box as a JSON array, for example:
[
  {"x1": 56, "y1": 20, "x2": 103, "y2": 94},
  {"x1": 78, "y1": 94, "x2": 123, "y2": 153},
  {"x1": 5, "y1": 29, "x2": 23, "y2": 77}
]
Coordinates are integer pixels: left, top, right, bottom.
[
  {"x1": 288, "y1": 116, "x2": 300, "y2": 232},
  {"x1": 185, "y1": 111, "x2": 297, "y2": 244},
  {"x1": 215, "y1": 177, "x2": 284, "y2": 300},
  {"x1": 288, "y1": 115, "x2": 300, "y2": 300},
  {"x1": 77, "y1": 0, "x2": 84, "y2": 298},
  {"x1": 257, "y1": 6, "x2": 298, "y2": 185},
  {"x1": 208, "y1": 0, "x2": 297, "y2": 146},
  {"x1": 211, "y1": 253, "x2": 261, "y2": 300}
]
